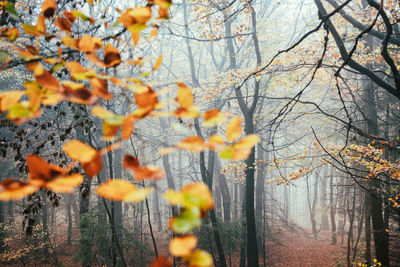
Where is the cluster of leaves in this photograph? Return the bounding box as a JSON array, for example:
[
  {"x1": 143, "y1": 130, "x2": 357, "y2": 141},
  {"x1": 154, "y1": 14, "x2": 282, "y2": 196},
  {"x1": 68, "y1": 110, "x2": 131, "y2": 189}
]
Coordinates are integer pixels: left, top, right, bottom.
[{"x1": 0, "y1": 0, "x2": 261, "y2": 266}]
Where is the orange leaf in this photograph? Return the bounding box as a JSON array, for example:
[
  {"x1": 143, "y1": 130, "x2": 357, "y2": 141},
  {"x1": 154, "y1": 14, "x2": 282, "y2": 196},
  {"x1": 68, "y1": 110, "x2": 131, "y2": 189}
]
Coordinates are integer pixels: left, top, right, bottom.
[
  {"x1": 42, "y1": 0, "x2": 56, "y2": 18},
  {"x1": 82, "y1": 153, "x2": 103, "y2": 178},
  {"x1": 123, "y1": 155, "x2": 164, "y2": 180},
  {"x1": 34, "y1": 68, "x2": 61, "y2": 92},
  {"x1": 121, "y1": 115, "x2": 135, "y2": 140},
  {"x1": 1, "y1": 27, "x2": 19, "y2": 41},
  {"x1": 0, "y1": 178, "x2": 38, "y2": 201},
  {"x1": 27, "y1": 155, "x2": 67, "y2": 183},
  {"x1": 67, "y1": 61, "x2": 96, "y2": 80},
  {"x1": 45, "y1": 173, "x2": 83, "y2": 193},
  {"x1": 226, "y1": 117, "x2": 242, "y2": 142},
  {"x1": 0, "y1": 91, "x2": 24, "y2": 112},
  {"x1": 170, "y1": 235, "x2": 197, "y2": 257},
  {"x1": 90, "y1": 77, "x2": 113, "y2": 100},
  {"x1": 176, "y1": 136, "x2": 207, "y2": 152},
  {"x1": 62, "y1": 35, "x2": 77, "y2": 48},
  {"x1": 78, "y1": 35, "x2": 102, "y2": 53},
  {"x1": 134, "y1": 84, "x2": 158, "y2": 112},
  {"x1": 150, "y1": 256, "x2": 172, "y2": 267},
  {"x1": 96, "y1": 179, "x2": 152, "y2": 202},
  {"x1": 119, "y1": 7, "x2": 151, "y2": 28},
  {"x1": 63, "y1": 139, "x2": 97, "y2": 164},
  {"x1": 149, "y1": 27, "x2": 159, "y2": 39}
]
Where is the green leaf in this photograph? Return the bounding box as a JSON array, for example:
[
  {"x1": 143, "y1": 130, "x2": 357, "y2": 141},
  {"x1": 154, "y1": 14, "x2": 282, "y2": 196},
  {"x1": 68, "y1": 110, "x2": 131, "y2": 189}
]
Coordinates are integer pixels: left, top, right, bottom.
[
  {"x1": 5, "y1": 2, "x2": 20, "y2": 21},
  {"x1": 170, "y1": 206, "x2": 201, "y2": 234},
  {"x1": 219, "y1": 147, "x2": 234, "y2": 160},
  {"x1": 7, "y1": 103, "x2": 33, "y2": 119}
]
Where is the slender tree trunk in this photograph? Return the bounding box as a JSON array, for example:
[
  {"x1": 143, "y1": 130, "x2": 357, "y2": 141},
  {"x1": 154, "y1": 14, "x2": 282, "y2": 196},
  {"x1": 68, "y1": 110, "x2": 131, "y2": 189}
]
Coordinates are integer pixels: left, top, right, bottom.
[
  {"x1": 215, "y1": 158, "x2": 231, "y2": 222},
  {"x1": 330, "y1": 172, "x2": 337, "y2": 244},
  {"x1": 67, "y1": 194, "x2": 72, "y2": 245}
]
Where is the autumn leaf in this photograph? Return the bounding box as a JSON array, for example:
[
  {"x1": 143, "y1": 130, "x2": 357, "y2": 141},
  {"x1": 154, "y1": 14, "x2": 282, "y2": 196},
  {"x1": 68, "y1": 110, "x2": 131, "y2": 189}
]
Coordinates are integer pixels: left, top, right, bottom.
[
  {"x1": 34, "y1": 67, "x2": 61, "y2": 92},
  {"x1": 207, "y1": 134, "x2": 225, "y2": 151},
  {"x1": 164, "y1": 182, "x2": 214, "y2": 213},
  {"x1": 123, "y1": 155, "x2": 165, "y2": 180},
  {"x1": 174, "y1": 83, "x2": 199, "y2": 118},
  {"x1": 220, "y1": 134, "x2": 260, "y2": 160},
  {"x1": 61, "y1": 81, "x2": 97, "y2": 105},
  {"x1": 150, "y1": 256, "x2": 172, "y2": 267},
  {"x1": 78, "y1": 35, "x2": 102, "y2": 53},
  {"x1": 183, "y1": 250, "x2": 213, "y2": 267},
  {"x1": 63, "y1": 139, "x2": 97, "y2": 163},
  {"x1": 170, "y1": 235, "x2": 197, "y2": 257},
  {"x1": 202, "y1": 109, "x2": 226, "y2": 127},
  {"x1": 22, "y1": 15, "x2": 46, "y2": 36},
  {"x1": 7, "y1": 102, "x2": 42, "y2": 124},
  {"x1": 62, "y1": 35, "x2": 77, "y2": 48},
  {"x1": 181, "y1": 182, "x2": 214, "y2": 213},
  {"x1": 152, "y1": 0, "x2": 173, "y2": 9},
  {"x1": 226, "y1": 117, "x2": 242, "y2": 142},
  {"x1": 121, "y1": 115, "x2": 135, "y2": 140},
  {"x1": 104, "y1": 43, "x2": 121, "y2": 67},
  {"x1": 133, "y1": 84, "x2": 159, "y2": 114},
  {"x1": 153, "y1": 55, "x2": 162, "y2": 71},
  {"x1": 0, "y1": 91, "x2": 24, "y2": 112},
  {"x1": 0, "y1": 179, "x2": 38, "y2": 201},
  {"x1": 27, "y1": 155, "x2": 66, "y2": 181},
  {"x1": 96, "y1": 179, "x2": 152, "y2": 202},
  {"x1": 67, "y1": 62, "x2": 96, "y2": 80},
  {"x1": 1, "y1": 27, "x2": 19, "y2": 41},
  {"x1": 234, "y1": 134, "x2": 261, "y2": 149},
  {"x1": 55, "y1": 17, "x2": 72, "y2": 33},
  {"x1": 42, "y1": 0, "x2": 56, "y2": 18},
  {"x1": 176, "y1": 136, "x2": 207, "y2": 152},
  {"x1": 176, "y1": 83, "x2": 193, "y2": 109},
  {"x1": 169, "y1": 206, "x2": 202, "y2": 233},
  {"x1": 45, "y1": 173, "x2": 84, "y2": 193},
  {"x1": 90, "y1": 77, "x2": 113, "y2": 100},
  {"x1": 119, "y1": 7, "x2": 152, "y2": 32}
]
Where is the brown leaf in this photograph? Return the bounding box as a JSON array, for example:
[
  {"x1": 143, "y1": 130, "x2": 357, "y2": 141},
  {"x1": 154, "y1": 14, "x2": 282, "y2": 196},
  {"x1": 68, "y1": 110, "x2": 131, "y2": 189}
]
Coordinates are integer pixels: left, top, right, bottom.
[
  {"x1": 104, "y1": 43, "x2": 121, "y2": 67},
  {"x1": 90, "y1": 77, "x2": 112, "y2": 100},
  {"x1": 123, "y1": 155, "x2": 165, "y2": 180}
]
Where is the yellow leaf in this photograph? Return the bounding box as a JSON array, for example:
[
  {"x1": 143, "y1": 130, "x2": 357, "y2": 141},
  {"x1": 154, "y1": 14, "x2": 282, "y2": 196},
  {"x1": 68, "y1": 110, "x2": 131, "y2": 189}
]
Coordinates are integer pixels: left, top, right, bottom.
[
  {"x1": 170, "y1": 235, "x2": 197, "y2": 257},
  {"x1": 176, "y1": 83, "x2": 193, "y2": 109},
  {"x1": 184, "y1": 250, "x2": 213, "y2": 267},
  {"x1": 96, "y1": 179, "x2": 152, "y2": 202},
  {"x1": 153, "y1": 55, "x2": 162, "y2": 71},
  {"x1": 226, "y1": 117, "x2": 242, "y2": 142},
  {"x1": 63, "y1": 139, "x2": 97, "y2": 164}
]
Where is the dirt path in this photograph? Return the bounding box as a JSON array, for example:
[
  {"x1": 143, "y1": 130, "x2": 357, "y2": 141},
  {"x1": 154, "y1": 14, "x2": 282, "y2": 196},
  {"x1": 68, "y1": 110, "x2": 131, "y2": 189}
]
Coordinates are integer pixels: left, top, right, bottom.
[{"x1": 267, "y1": 227, "x2": 346, "y2": 267}]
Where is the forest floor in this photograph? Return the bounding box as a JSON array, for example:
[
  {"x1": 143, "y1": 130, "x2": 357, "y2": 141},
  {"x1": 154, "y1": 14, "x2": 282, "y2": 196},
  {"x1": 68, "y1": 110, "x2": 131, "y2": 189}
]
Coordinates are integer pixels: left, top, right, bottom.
[
  {"x1": 1, "y1": 224, "x2": 350, "y2": 266},
  {"x1": 267, "y1": 225, "x2": 348, "y2": 267}
]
